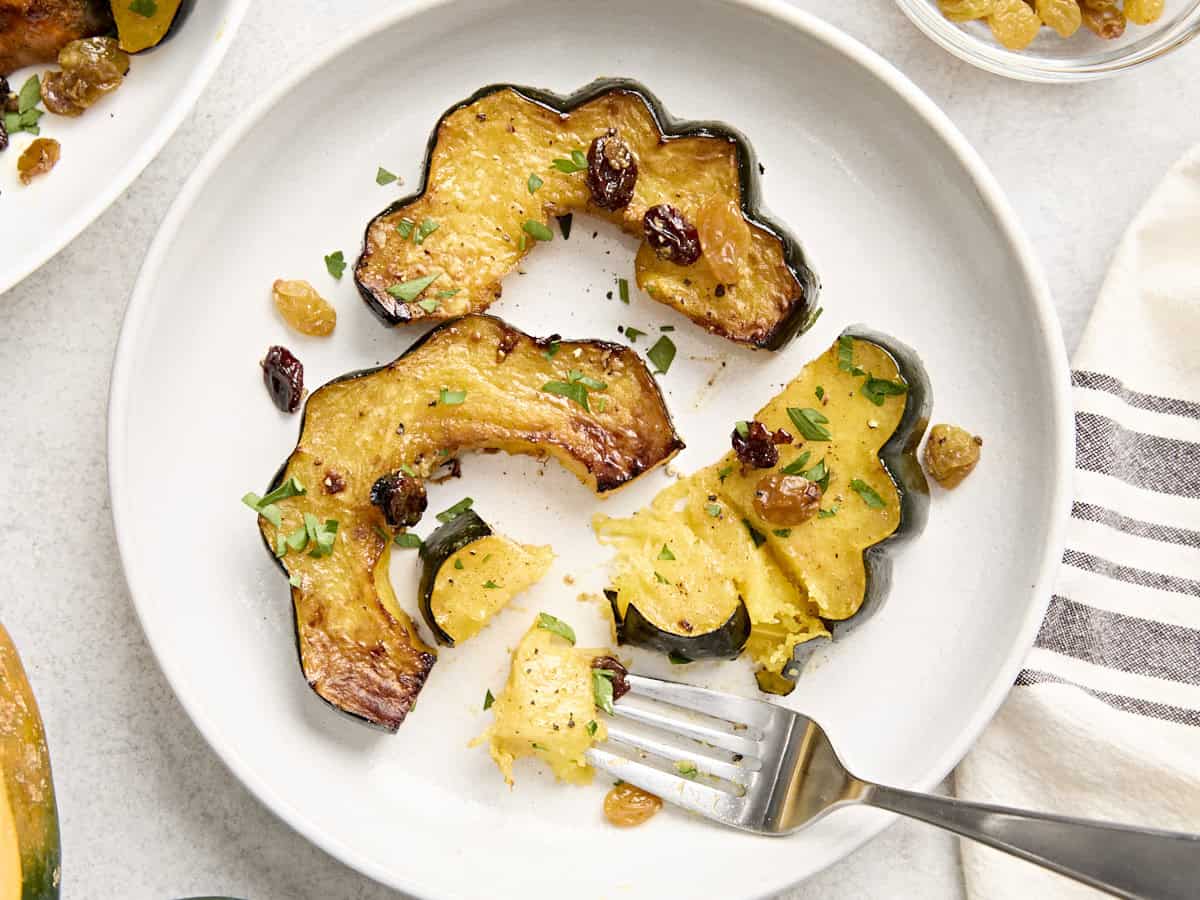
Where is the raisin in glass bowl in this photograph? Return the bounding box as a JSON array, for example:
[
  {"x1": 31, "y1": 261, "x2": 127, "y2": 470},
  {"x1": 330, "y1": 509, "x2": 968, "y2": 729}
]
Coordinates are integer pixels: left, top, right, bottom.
[{"x1": 895, "y1": 0, "x2": 1200, "y2": 81}]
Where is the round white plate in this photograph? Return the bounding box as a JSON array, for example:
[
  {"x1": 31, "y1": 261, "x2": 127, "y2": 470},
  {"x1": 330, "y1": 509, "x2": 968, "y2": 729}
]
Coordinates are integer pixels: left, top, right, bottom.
[
  {"x1": 108, "y1": 1, "x2": 1072, "y2": 897},
  {"x1": 0, "y1": 0, "x2": 249, "y2": 293}
]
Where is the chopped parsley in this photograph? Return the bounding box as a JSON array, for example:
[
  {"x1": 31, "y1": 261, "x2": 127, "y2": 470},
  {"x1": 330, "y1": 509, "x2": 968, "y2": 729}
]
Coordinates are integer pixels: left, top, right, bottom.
[
  {"x1": 453, "y1": 558, "x2": 465, "y2": 570},
  {"x1": 804, "y1": 458, "x2": 830, "y2": 493},
  {"x1": 861, "y1": 376, "x2": 908, "y2": 406},
  {"x1": 241, "y1": 476, "x2": 306, "y2": 528},
  {"x1": 373, "y1": 525, "x2": 391, "y2": 543},
  {"x1": 551, "y1": 149, "x2": 588, "y2": 173},
  {"x1": 483, "y1": 580, "x2": 500, "y2": 589},
  {"x1": 787, "y1": 407, "x2": 831, "y2": 441},
  {"x1": 659, "y1": 325, "x2": 675, "y2": 332},
  {"x1": 567, "y1": 369, "x2": 607, "y2": 391},
  {"x1": 586, "y1": 720, "x2": 599, "y2": 736},
  {"x1": 668, "y1": 651, "x2": 692, "y2": 665},
  {"x1": 705, "y1": 503, "x2": 722, "y2": 518},
  {"x1": 527, "y1": 172, "x2": 544, "y2": 193},
  {"x1": 717, "y1": 464, "x2": 734, "y2": 481},
  {"x1": 387, "y1": 272, "x2": 441, "y2": 302},
  {"x1": 536, "y1": 612, "x2": 576, "y2": 644},
  {"x1": 543, "y1": 341, "x2": 560, "y2": 360},
  {"x1": 413, "y1": 219, "x2": 438, "y2": 245},
  {"x1": 531, "y1": 742, "x2": 548, "y2": 751},
  {"x1": 818, "y1": 507, "x2": 838, "y2": 519},
  {"x1": 523, "y1": 219, "x2": 554, "y2": 242},
  {"x1": 743, "y1": 519, "x2": 766, "y2": 548},
  {"x1": 850, "y1": 478, "x2": 886, "y2": 509},
  {"x1": 772, "y1": 528, "x2": 792, "y2": 538},
  {"x1": 657, "y1": 544, "x2": 675, "y2": 561},
  {"x1": 518, "y1": 233, "x2": 528, "y2": 252},
  {"x1": 618, "y1": 278, "x2": 630, "y2": 304},
  {"x1": 623, "y1": 326, "x2": 646, "y2": 343},
  {"x1": 376, "y1": 166, "x2": 398, "y2": 186},
  {"x1": 129, "y1": 0, "x2": 157, "y2": 16},
  {"x1": 416, "y1": 299, "x2": 439, "y2": 314},
  {"x1": 592, "y1": 668, "x2": 616, "y2": 714},
  {"x1": 324, "y1": 250, "x2": 346, "y2": 279},
  {"x1": 674, "y1": 760, "x2": 699, "y2": 779},
  {"x1": 592, "y1": 396, "x2": 608, "y2": 413},
  {"x1": 646, "y1": 335, "x2": 676, "y2": 374},
  {"x1": 5, "y1": 76, "x2": 44, "y2": 137},
  {"x1": 439, "y1": 387, "x2": 466, "y2": 405},
  {"x1": 436, "y1": 497, "x2": 474, "y2": 523},
  {"x1": 780, "y1": 450, "x2": 812, "y2": 476},
  {"x1": 394, "y1": 532, "x2": 422, "y2": 549},
  {"x1": 815, "y1": 385, "x2": 825, "y2": 401},
  {"x1": 288, "y1": 572, "x2": 303, "y2": 588},
  {"x1": 542, "y1": 379, "x2": 591, "y2": 411},
  {"x1": 837, "y1": 335, "x2": 865, "y2": 376},
  {"x1": 400, "y1": 463, "x2": 418, "y2": 477},
  {"x1": 801, "y1": 305, "x2": 824, "y2": 333},
  {"x1": 396, "y1": 218, "x2": 415, "y2": 239},
  {"x1": 734, "y1": 420, "x2": 750, "y2": 438},
  {"x1": 285, "y1": 525, "x2": 309, "y2": 552},
  {"x1": 483, "y1": 689, "x2": 495, "y2": 710},
  {"x1": 304, "y1": 513, "x2": 339, "y2": 558},
  {"x1": 435, "y1": 288, "x2": 460, "y2": 299},
  {"x1": 654, "y1": 571, "x2": 670, "y2": 585}
]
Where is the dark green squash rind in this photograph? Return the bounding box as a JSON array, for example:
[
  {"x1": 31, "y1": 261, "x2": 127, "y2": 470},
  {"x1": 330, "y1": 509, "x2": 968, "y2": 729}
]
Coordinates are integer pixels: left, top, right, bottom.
[
  {"x1": 354, "y1": 78, "x2": 821, "y2": 350},
  {"x1": 417, "y1": 510, "x2": 494, "y2": 647},
  {"x1": 605, "y1": 590, "x2": 752, "y2": 661},
  {"x1": 776, "y1": 327, "x2": 931, "y2": 684}
]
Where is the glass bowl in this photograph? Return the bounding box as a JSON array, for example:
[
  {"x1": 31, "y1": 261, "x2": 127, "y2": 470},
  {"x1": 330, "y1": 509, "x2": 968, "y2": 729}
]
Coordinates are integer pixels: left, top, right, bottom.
[{"x1": 895, "y1": 0, "x2": 1200, "y2": 81}]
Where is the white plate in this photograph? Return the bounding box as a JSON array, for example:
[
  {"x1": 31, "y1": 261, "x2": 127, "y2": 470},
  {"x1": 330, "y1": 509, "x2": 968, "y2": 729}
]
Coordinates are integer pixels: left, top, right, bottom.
[
  {"x1": 108, "y1": 1, "x2": 1072, "y2": 897},
  {"x1": 0, "y1": 0, "x2": 249, "y2": 293}
]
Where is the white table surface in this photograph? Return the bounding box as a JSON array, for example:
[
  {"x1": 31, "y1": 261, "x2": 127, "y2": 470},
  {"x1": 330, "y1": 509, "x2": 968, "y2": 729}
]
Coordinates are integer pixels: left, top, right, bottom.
[{"x1": 2, "y1": 1, "x2": 1197, "y2": 897}]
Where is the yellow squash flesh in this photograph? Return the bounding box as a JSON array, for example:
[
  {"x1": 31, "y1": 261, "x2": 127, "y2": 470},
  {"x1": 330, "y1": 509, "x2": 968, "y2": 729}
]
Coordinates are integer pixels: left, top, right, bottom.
[
  {"x1": 595, "y1": 336, "x2": 908, "y2": 676},
  {"x1": 0, "y1": 625, "x2": 60, "y2": 900},
  {"x1": 431, "y1": 535, "x2": 554, "y2": 643},
  {"x1": 475, "y1": 621, "x2": 606, "y2": 785},
  {"x1": 355, "y1": 86, "x2": 813, "y2": 347},
  {"x1": 112, "y1": 0, "x2": 183, "y2": 53},
  {"x1": 259, "y1": 315, "x2": 681, "y2": 730}
]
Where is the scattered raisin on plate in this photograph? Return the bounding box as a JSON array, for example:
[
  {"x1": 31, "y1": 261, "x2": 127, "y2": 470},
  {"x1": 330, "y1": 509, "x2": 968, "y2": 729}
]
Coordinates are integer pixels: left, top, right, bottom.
[
  {"x1": 923, "y1": 424, "x2": 983, "y2": 489},
  {"x1": 261, "y1": 345, "x2": 304, "y2": 413},
  {"x1": 17, "y1": 138, "x2": 60, "y2": 184},
  {"x1": 604, "y1": 781, "x2": 662, "y2": 828}
]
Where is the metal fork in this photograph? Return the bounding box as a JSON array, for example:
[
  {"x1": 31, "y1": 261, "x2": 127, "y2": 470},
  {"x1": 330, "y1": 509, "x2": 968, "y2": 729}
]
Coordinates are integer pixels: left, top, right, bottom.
[{"x1": 585, "y1": 674, "x2": 1200, "y2": 900}]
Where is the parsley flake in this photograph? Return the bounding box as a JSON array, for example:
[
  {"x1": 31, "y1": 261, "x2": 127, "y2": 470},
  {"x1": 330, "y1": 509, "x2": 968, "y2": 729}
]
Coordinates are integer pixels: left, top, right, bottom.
[
  {"x1": 551, "y1": 149, "x2": 588, "y2": 173},
  {"x1": 654, "y1": 571, "x2": 670, "y2": 585},
  {"x1": 414, "y1": 218, "x2": 439, "y2": 245},
  {"x1": 668, "y1": 651, "x2": 692, "y2": 665},
  {"x1": 861, "y1": 376, "x2": 908, "y2": 406},
  {"x1": 850, "y1": 479, "x2": 886, "y2": 509},
  {"x1": 376, "y1": 166, "x2": 398, "y2": 186},
  {"x1": 743, "y1": 519, "x2": 766, "y2": 548},
  {"x1": 417, "y1": 299, "x2": 440, "y2": 314},
  {"x1": 396, "y1": 218, "x2": 415, "y2": 239},
  {"x1": 394, "y1": 532, "x2": 422, "y2": 549},
  {"x1": 780, "y1": 451, "x2": 812, "y2": 476},
  {"x1": 815, "y1": 385, "x2": 825, "y2": 401},
  {"x1": 818, "y1": 507, "x2": 838, "y2": 519},
  {"x1": 675, "y1": 760, "x2": 699, "y2": 779},
  {"x1": 586, "y1": 719, "x2": 598, "y2": 736},
  {"x1": 773, "y1": 528, "x2": 792, "y2": 538},
  {"x1": 735, "y1": 420, "x2": 750, "y2": 438},
  {"x1": 542, "y1": 380, "x2": 590, "y2": 411},
  {"x1": 537, "y1": 612, "x2": 576, "y2": 644},
  {"x1": 523, "y1": 220, "x2": 553, "y2": 242},
  {"x1": 787, "y1": 407, "x2": 831, "y2": 441},
  {"x1": 837, "y1": 335, "x2": 865, "y2": 376},
  {"x1": 439, "y1": 387, "x2": 466, "y2": 405},
  {"x1": 288, "y1": 572, "x2": 302, "y2": 588},
  {"x1": 717, "y1": 465, "x2": 734, "y2": 481},
  {"x1": 543, "y1": 341, "x2": 560, "y2": 360},
  {"x1": 129, "y1": 0, "x2": 157, "y2": 16},
  {"x1": 618, "y1": 278, "x2": 630, "y2": 304},
  {"x1": 324, "y1": 251, "x2": 346, "y2": 280},
  {"x1": 623, "y1": 326, "x2": 646, "y2": 343},
  {"x1": 527, "y1": 172, "x2": 543, "y2": 193},
  {"x1": 567, "y1": 369, "x2": 607, "y2": 391},
  {"x1": 483, "y1": 689, "x2": 495, "y2": 710},
  {"x1": 388, "y1": 272, "x2": 441, "y2": 302},
  {"x1": 592, "y1": 668, "x2": 616, "y2": 714},
  {"x1": 657, "y1": 544, "x2": 675, "y2": 561},
  {"x1": 646, "y1": 335, "x2": 676, "y2": 374},
  {"x1": 453, "y1": 558, "x2": 465, "y2": 570},
  {"x1": 435, "y1": 288, "x2": 460, "y2": 299},
  {"x1": 705, "y1": 503, "x2": 722, "y2": 518},
  {"x1": 483, "y1": 580, "x2": 500, "y2": 589},
  {"x1": 436, "y1": 497, "x2": 474, "y2": 523}
]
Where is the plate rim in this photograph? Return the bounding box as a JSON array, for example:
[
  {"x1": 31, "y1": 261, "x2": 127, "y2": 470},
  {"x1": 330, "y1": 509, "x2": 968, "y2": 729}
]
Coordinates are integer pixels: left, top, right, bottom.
[
  {"x1": 107, "y1": 0, "x2": 1074, "y2": 896},
  {"x1": 0, "y1": 0, "x2": 253, "y2": 295}
]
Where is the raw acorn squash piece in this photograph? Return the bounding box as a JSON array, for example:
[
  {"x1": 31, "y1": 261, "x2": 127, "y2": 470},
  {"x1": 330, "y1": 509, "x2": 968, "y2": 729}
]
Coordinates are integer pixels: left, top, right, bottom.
[
  {"x1": 354, "y1": 80, "x2": 820, "y2": 349},
  {"x1": 0, "y1": 625, "x2": 61, "y2": 900},
  {"x1": 111, "y1": 0, "x2": 189, "y2": 53},
  {"x1": 475, "y1": 618, "x2": 610, "y2": 786},
  {"x1": 594, "y1": 329, "x2": 930, "y2": 688},
  {"x1": 418, "y1": 510, "x2": 554, "y2": 646},
  {"x1": 257, "y1": 315, "x2": 682, "y2": 731}
]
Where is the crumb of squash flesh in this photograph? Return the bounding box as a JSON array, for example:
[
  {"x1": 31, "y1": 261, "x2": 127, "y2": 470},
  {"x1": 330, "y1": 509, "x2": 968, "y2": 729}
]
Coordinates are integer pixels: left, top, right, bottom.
[
  {"x1": 923, "y1": 424, "x2": 983, "y2": 489},
  {"x1": 473, "y1": 621, "x2": 607, "y2": 786}
]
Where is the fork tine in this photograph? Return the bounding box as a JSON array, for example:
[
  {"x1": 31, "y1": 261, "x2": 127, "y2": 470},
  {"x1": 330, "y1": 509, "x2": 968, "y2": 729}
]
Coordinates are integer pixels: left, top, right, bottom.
[
  {"x1": 624, "y1": 674, "x2": 779, "y2": 730},
  {"x1": 585, "y1": 745, "x2": 748, "y2": 827},
  {"x1": 611, "y1": 692, "x2": 763, "y2": 759},
  {"x1": 605, "y1": 719, "x2": 759, "y2": 786}
]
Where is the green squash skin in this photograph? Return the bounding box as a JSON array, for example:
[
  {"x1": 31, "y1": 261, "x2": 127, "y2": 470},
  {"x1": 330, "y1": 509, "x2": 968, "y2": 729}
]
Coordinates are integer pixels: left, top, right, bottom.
[
  {"x1": 775, "y1": 327, "x2": 932, "y2": 685},
  {"x1": 19, "y1": 843, "x2": 60, "y2": 900},
  {"x1": 607, "y1": 590, "x2": 751, "y2": 661},
  {"x1": 354, "y1": 78, "x2": 821, "y2": 350},
  {"x1": 417, "y1": 511, "x2": 495, "y2": 647}
]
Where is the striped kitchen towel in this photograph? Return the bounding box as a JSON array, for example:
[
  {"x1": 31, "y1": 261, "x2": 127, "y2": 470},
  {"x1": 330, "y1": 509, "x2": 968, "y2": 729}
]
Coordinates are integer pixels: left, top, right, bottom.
[{"x1": 956, "y1": 145, "x2": 1200, "y2": 898}]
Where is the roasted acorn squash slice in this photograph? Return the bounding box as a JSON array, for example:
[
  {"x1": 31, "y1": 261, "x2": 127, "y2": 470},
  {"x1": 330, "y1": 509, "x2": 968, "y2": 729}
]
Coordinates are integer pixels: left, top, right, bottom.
[
  {"x1": 256, "y1": 315, "x2": 682, "y2": 730},
  {"x1": 594, "y1": 329, "x2": 930, "y2": 689},
  {"x1": 418, "y1": 510, "x2": 554, "y2": 646},
  {"x1": 0, "y1": 625, "x2": 61, "y2": 900},
  {"x1": 354, "y1": 80, "x2": 820, "y2": 349},
  {"x1": 111, "y1": 0, "x2": 190, "y2": 53}
]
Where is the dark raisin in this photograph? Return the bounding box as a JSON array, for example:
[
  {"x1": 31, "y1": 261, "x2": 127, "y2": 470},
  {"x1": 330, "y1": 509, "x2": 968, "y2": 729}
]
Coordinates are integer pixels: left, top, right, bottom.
[
  {"x1": 370, "y1": 472, "x2": 428, "y2": 528},
  {"x1": 592, "y1": 656, "x2": 630, "y2": 702},
  {"x1": 261, "y1": 345, "x2": 303, "y2": 413},
  {"x1": 586, "y1": 129, "x2": 638, "y2": 210},
  {"x1": 732, "y1": 420, "x2": 789, "y2": 469},
  {"x1": 643, "y1": 204, "x2": 701, "y2": 265},
  {"x1": 0, "y1": 116, "x2": 7, "y2": 153}
]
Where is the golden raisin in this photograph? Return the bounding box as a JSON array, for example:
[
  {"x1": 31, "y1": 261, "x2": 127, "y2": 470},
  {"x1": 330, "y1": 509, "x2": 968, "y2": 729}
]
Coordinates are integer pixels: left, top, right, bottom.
[
  {"x1": 42, "y1": 37, "x2": 129, "y2": 117},
  {"x1": 939, "y1": 0, "x2": 997, "y2": 21},
  {"x1": 603, "y1": 782, "x2": 662, "y2": 828},
  {"x1": 696, "y1": 196, "x2": 752, "y2": 284},
  {"x1": 272, "y1": 279, "x2": 337, "y2": 336},
  {"x1": 17, "y1": 138, "x2": 60, "y2": 184},
  {"x1": 753, "y1": 473, "x2": 822, "y2": 525},
  {"x1": 1081, "y1": 2, "x2": 1127, "y2": 37},
  {"x1": 1037, "y1": 0, "x2": 1083, "y2": 36},
  {"x1": 988, "y1": 0, "x2": 1043, "y2": 49},
  {"x1": 1123, "y1": 0, "x2": 1164, "y2": 24},
  {"x1": 923, "y1": 424, "x2": 983, "y2": 489}
]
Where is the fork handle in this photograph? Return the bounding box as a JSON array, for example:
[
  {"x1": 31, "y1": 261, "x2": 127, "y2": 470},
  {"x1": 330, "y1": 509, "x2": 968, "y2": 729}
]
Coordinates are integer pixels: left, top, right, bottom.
[{"x1": 862, "y1": 783, "x2": 1200, "y2": 900}]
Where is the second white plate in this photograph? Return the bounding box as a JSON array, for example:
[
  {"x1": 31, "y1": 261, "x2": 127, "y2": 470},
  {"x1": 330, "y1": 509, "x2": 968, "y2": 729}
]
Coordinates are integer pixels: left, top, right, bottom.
[{"x1": 108, "y1": 1, "x2": 1072, "y2": 897}]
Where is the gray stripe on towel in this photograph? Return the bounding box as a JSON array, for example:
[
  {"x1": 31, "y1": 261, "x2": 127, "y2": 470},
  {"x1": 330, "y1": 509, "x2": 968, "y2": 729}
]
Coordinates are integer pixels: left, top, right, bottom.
[
  {"x1": 1075, "y1": 412, "x2": 1200, "y2": 498},
  {"x1": 1063, "y1": 548, "x2": 1200, "y2": 598},
  {"x1": 1073, "y1": 370, "x2": 1200, "y2": 420},
  {"x1": 1016, "y1": 669, "x2": 1200, "y2": 728},
  {"x1": 1072, "y1": 501, "x2": 1200, "y2": 549},
  {"x1": 1036, "y1": 596, "x2": 1200, "y2": 685}
]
